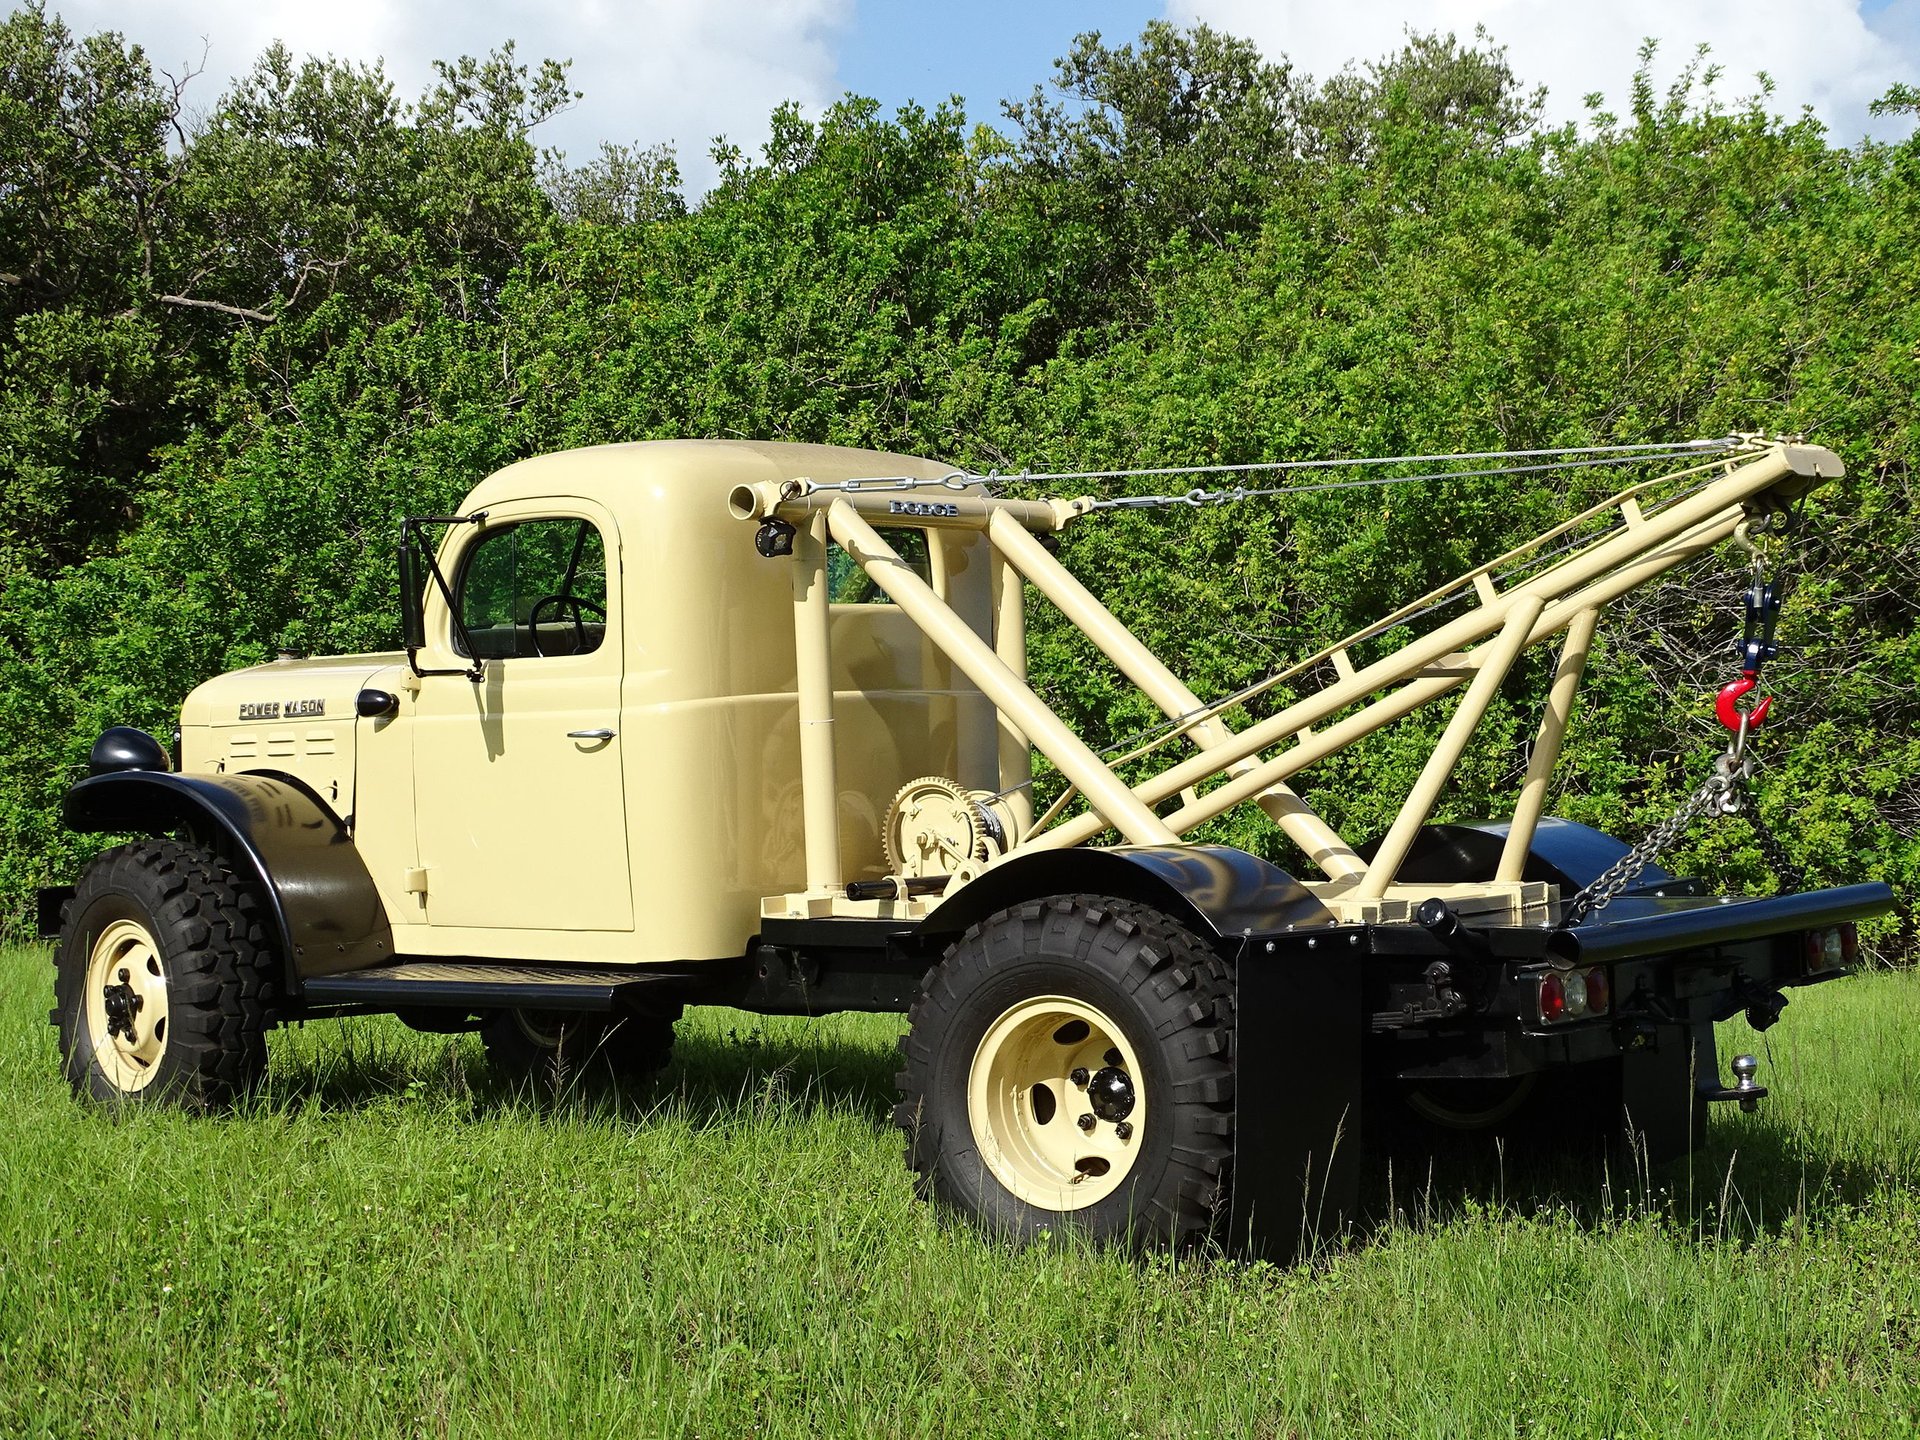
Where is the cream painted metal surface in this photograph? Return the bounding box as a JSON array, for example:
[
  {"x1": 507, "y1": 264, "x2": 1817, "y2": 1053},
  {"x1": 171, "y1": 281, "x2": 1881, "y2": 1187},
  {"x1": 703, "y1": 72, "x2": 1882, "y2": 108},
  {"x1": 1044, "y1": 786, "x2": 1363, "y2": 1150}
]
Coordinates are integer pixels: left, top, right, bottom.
[
  {"x1": 180, "y1": 440, "x2": 1014, "y2": 965},
  {"x1": 84, "y1": 918, "x2": 169, "y2": 1092},
  {"x1": 968, "y1": 994, "x2": 1146, "y2": 1210},
  {"x1": 409, "y1": 496, "x2": 634, "y2": 931},
  {"x1": 1497, "y1": 607, "x2": 1600, "y2": 883}
]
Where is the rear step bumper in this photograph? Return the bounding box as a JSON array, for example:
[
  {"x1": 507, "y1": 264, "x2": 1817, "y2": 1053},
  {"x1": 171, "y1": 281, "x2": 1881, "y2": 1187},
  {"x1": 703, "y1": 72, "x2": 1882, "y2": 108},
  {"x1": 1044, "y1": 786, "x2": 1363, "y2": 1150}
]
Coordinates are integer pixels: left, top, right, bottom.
[
  {"x1": 298, "y1": 962, "x2": 685, "y2": 1012},
  {"x1": 1544, "y1": 882, "x2": 1895, "y2": 964}
]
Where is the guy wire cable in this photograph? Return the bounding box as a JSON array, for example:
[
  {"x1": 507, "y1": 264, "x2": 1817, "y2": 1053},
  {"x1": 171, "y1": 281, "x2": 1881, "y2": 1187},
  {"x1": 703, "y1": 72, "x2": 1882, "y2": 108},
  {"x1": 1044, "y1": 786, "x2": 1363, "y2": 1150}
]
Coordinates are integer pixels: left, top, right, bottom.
[{"x1": 811, "y1": 435, "x2": 1753, "y2": 496}]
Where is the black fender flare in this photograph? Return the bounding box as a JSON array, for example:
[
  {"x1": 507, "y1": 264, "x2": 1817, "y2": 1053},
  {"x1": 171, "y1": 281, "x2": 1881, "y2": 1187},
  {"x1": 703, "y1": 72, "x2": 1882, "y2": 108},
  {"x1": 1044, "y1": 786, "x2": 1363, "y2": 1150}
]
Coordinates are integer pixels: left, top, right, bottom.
[
  {"x1": 62, "y1": 770, "x2": 393, "y2": 986},
  {"x1": 918, "y1": 844, "x2": 1334, "y2": 945},
  {"x1": 1359, "y1": 816, "x2": 1683, "y2": 893}
]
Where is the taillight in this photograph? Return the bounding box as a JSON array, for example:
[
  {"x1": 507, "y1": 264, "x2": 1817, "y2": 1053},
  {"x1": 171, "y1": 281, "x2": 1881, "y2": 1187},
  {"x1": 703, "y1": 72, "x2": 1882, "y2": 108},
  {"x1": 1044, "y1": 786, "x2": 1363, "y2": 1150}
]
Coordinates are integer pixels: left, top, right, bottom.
[
  {"x1": 1537, "y1": 966, "x2": 1610, "y2": 1024},
  {"x1": 1803, "y1": 924, "x2": 1858, "y2": 975},
  {"x1": 1539, "y1": 974, "x2": 1565, "y2": 1022}
]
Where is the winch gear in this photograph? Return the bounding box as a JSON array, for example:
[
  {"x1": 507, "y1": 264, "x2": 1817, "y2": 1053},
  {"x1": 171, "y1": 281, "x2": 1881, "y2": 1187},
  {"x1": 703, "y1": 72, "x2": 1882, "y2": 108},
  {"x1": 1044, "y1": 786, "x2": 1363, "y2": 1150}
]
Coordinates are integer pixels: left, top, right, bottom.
[{"x1": 883, "y1": 777, "x2": 1001, "y2": 878}]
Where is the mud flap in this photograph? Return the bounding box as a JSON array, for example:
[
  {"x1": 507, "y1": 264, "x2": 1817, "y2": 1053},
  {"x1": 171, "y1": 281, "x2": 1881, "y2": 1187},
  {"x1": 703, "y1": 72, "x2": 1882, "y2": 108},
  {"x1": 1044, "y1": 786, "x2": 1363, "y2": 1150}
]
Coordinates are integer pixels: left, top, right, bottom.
[
  {"x1": 1618, "y1": 1023, "x2": 1710, "y2": 1162},
  {"x1": 1227, "y1": 945, "x2": 1364, "y2": 1262}
]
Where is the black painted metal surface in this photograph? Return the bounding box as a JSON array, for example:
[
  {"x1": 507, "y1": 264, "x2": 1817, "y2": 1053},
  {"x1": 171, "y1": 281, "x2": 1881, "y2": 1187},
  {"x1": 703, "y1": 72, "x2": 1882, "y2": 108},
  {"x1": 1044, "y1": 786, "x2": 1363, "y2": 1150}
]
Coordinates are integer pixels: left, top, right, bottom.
[
  {"x1": 300, "y1": 962, "x2": 679, "y2": 1012},
  {"x1": 1361, "y1": 816, "x2": 1680, "y2": 893},
  {"x1": 1544, "y1": 883, "x2": 1896, "y2": 963},
  {"x1": 922, "y1": 844, "x2": 1335, "y2": 941},
  {"x1": 63, "y1": 769, "x2": 393, "y2": 981},
  {"x1": 1228, "y1": 939, "x2": 1364, "y2": 1262}
]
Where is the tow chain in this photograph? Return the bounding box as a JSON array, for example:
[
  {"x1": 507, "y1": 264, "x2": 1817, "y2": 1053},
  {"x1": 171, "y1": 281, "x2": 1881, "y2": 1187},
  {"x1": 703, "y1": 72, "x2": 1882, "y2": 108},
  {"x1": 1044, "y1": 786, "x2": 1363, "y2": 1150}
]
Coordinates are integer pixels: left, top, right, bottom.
[
  {"x1": 1562, "y1": 737, "x2": 1759, "y2": 924},
  {"x1": 1562, "y1": 508, "x2": 1808, "y2": 926}
]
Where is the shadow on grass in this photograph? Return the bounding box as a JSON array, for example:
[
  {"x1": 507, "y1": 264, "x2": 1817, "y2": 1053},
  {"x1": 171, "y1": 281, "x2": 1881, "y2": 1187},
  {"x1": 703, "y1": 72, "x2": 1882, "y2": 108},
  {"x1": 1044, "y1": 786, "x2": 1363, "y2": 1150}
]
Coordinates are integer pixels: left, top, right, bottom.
[
  {"x1": 255, "y1": 1014, "x2": 902, "y2": 1128},
  {"x1": 253, "y1": 1015, "x2": 1906, "y2": 1254},
  {"x1": 1353, "y1": 1111, "x2": 1906, "y2": 1249}
]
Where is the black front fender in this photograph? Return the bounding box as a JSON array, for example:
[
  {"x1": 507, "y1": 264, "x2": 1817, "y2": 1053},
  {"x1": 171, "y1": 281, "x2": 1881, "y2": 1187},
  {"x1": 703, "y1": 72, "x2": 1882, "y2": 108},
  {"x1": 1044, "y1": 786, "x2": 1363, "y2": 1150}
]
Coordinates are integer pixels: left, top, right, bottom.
[
  {"x1": 919, "y1": 844, "x2": 1334, "y2": 944},
  {"x1": 63, "y1": 771, "x2": 393, "y2": 984}
]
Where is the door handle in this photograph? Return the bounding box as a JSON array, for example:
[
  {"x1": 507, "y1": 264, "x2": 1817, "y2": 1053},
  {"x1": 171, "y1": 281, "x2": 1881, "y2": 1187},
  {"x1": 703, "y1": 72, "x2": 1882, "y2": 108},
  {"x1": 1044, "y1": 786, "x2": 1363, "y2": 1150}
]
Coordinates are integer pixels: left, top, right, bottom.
[{"x1": 568, "y1": 728, "x2": 615, "y2": 741}]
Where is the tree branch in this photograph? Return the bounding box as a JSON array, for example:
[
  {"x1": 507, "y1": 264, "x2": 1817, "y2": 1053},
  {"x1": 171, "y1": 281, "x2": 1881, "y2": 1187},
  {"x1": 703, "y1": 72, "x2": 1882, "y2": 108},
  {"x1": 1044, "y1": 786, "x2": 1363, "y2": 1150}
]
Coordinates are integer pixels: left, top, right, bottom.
[{"x1": 158, "y1": 293, "x2": 275, "y2": 322}]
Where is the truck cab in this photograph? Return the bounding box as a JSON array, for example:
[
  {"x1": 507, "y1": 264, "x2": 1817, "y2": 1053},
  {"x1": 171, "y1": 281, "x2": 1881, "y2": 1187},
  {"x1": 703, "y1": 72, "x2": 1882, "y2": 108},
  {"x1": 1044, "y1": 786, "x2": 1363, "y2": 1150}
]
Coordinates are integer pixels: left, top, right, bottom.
[{"x1": 174, "y1": 441, "x2": 1016, "y2": 967}]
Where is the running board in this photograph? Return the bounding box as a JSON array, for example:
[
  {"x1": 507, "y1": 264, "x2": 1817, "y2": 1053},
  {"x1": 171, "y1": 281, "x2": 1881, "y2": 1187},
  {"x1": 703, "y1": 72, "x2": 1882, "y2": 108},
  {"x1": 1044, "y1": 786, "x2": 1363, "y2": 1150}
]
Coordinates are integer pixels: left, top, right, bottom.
[{"x1": 297, "y1": 962, "x2": 683, "y2": 1013}]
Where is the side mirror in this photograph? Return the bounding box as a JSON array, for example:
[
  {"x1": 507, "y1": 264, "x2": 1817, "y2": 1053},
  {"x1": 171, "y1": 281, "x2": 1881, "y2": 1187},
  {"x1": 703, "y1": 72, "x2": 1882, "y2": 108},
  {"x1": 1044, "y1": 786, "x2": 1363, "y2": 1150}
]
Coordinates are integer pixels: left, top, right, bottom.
[{"x1": 399, "y1": 536, "x2": 426, "y2": 651}]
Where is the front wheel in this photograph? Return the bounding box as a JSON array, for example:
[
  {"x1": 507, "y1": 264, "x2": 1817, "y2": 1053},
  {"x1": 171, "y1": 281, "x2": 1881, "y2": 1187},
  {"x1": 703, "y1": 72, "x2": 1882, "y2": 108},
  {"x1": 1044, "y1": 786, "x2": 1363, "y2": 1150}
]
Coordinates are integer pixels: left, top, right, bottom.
[
  {"x1": 894, "y1": 896, "x2": 1235, "y2": 1248},
  {"x1": 54, "y1": 840, "x2": 277, "y2": 1109}
]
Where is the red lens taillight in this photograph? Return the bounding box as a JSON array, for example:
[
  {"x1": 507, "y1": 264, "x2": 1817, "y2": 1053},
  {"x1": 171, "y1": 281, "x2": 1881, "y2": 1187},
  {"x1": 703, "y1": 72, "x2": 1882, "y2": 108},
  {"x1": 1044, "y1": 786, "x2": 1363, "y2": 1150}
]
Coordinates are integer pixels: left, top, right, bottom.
[
  {"x1": 1537, "y1": 966, "x2": 1609, "y2": 1025},
  {"x1": 1539, "y1": 974, "x2": 1566, "y2": 1023},
  {"x1": 1803, "y1": 925, "x2": 1857, "y2": 975}
]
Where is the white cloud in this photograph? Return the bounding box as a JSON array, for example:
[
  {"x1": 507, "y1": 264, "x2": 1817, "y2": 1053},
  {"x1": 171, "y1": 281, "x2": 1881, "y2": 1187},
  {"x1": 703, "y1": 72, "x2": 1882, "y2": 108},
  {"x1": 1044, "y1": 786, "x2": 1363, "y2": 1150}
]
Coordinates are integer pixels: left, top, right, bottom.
[
  {"x1": 1167, "y1": 0, "x2": 1920, "y2": 143},
  {"x1": 50, "y1": 0, "x2": 853, "y2": 195}
]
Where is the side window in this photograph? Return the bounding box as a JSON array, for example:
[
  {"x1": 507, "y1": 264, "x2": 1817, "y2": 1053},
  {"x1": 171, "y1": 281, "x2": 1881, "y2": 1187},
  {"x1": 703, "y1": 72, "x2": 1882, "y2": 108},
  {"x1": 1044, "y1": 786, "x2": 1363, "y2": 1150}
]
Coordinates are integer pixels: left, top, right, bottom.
[
  {"x1": 827, "y1": 527, "x2": 930, "y2": 604},
  {"x1": 456, "y1": 518, "x2": 608, "y2": 659}
]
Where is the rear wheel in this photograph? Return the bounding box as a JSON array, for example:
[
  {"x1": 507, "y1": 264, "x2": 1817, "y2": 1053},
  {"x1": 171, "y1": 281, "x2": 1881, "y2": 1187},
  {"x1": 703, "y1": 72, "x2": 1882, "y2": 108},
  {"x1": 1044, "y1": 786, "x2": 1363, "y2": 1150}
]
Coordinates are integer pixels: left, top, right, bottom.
[
  {"x1": 479, "y1": 1005, "x2": 680, "y2": 1093},
  {"x1": 895, "y1": 896, "x2": 1234, "y2": 1248},
  {"x1": 54, "y1": 840, "x2": 276, "y2": 1109}
]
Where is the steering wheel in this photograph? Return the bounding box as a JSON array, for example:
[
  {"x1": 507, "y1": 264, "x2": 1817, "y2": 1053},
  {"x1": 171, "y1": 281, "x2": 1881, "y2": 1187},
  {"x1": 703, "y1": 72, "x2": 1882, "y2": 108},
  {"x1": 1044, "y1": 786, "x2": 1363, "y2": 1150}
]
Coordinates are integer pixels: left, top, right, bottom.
[{"x1": 528, "y1": 594, "x2": 606, "y2": 656}]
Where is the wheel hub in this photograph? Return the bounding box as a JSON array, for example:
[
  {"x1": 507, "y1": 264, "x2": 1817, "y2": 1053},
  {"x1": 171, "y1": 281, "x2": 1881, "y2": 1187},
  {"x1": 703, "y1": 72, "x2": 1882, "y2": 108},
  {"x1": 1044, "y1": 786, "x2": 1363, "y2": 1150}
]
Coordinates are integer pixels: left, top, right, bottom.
[
  {"x1": 967, "y1": 995, "x2": 1147, "y2": 1211},
  {"x1": 1087, "y1": 1065, "x2": 1135, "y2": 1122},
  {"x1": 101, "y1": 973, "x2": 143, "y2": 1041},
  {"x1": 83, "y1": 918, "x2": 171, "y2": 1092}
]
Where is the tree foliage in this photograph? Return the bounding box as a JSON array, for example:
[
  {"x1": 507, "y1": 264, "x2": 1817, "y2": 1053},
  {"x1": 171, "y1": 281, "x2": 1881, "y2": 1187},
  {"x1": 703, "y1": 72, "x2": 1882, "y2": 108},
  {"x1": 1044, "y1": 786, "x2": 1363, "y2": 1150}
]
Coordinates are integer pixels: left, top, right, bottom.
[{"x1": 1, "y1": 5, "x2": 1915, "y2": 954}]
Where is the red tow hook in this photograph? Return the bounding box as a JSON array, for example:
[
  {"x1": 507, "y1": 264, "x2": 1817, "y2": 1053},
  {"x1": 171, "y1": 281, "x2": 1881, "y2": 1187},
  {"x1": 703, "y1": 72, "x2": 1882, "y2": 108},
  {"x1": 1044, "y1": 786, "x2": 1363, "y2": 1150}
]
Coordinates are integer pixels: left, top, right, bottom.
[{"x1": 1716, "y1": 670, "x2": 1772, "y2": 731}]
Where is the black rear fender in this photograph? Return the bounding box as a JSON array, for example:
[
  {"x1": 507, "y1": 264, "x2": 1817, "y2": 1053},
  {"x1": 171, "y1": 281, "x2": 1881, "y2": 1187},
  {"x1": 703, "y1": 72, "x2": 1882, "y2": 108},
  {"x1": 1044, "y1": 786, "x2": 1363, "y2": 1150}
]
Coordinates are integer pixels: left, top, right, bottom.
[
  {"x1": 1360, "y1": 816, "x2": 1683, "y2": 893},
  {"x1": 917, "y1": 844, "x2": 1335, "y2": 945}
]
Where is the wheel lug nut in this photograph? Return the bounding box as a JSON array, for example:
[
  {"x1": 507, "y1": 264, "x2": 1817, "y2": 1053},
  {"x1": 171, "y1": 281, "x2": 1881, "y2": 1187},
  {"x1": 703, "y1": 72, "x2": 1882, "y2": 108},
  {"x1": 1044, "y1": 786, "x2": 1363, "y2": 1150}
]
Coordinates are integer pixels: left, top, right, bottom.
[
  {"x1": 1115, "y1": 1121, "x2": 1133, "y2": 1141},
  {"x1": 1104, "y1": 1048, "x2": 1123, "y2": 1068},
  {"x1": 1077, "y1": 1113, "x2": 1096, "y2": 1133},
  {"x1": 1070, "y1": 1067, "x2": 1089, "y2": 1088}
]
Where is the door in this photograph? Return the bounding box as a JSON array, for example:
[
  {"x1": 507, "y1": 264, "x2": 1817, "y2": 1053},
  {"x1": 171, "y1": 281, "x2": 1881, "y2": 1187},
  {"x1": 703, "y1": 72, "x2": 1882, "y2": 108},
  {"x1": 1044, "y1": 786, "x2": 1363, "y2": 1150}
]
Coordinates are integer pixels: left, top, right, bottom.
[{"x1": 411, "y1": 500, "x2": 633, "y2": 932}]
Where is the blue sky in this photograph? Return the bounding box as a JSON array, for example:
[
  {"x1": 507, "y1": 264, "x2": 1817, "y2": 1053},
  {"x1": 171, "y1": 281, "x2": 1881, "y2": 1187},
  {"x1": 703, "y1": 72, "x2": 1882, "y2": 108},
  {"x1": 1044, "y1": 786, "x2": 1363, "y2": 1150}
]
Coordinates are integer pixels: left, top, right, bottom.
[
  {"x1": 833, "y1": 1, "x2": 1163, "y2": 125},
  {"x1": 51, "y1": 0, "x2": 1920, "y2": 195}
]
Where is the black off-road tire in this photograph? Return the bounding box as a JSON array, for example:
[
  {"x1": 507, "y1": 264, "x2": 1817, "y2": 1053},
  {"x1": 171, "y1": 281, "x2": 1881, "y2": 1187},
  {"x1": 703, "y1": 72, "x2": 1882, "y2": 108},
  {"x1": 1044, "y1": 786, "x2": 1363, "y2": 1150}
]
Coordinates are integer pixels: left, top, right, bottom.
[
  {"x1": 54, "y1": 839, "x2": 277, "y2": 1110},
  {"x1": 480, "y1": 1005, "x2": 682, "y2": 1094},
  {"x1": 893, "y1": 895, "x2": 1235, "y2": 1249}
]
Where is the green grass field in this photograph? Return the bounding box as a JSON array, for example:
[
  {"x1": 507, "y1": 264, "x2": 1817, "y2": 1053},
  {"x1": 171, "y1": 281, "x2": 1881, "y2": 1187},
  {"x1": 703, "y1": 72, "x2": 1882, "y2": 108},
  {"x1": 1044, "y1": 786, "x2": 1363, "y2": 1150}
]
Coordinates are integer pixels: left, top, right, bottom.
[{"x1": 2, "y1": 944, "x2": 1915, "y2": 1438}]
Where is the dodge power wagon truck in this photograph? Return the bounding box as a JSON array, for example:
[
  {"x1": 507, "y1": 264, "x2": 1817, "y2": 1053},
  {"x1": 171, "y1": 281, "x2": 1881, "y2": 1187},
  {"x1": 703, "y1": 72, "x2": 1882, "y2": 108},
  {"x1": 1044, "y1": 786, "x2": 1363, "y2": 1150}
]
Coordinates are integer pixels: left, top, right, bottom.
[{"x1": 42, "y1": 437, "x2": 1896, "y2": 1255}]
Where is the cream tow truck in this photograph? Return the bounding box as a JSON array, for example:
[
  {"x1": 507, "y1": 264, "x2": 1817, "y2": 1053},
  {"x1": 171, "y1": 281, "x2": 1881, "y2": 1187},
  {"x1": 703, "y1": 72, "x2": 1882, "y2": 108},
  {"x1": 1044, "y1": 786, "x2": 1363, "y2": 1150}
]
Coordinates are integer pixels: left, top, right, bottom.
[{"x1": 43, "y1": 437, "x2": 1896, "y2": 1255}]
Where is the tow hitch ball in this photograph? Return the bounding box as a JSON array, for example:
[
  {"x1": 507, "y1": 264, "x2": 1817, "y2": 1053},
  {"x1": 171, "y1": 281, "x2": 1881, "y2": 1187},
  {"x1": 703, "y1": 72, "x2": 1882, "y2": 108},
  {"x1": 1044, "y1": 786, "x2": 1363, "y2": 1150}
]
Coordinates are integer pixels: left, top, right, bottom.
[{"x1": 1699, "y1": 1052, "x2": 1769, "y2": 1114}]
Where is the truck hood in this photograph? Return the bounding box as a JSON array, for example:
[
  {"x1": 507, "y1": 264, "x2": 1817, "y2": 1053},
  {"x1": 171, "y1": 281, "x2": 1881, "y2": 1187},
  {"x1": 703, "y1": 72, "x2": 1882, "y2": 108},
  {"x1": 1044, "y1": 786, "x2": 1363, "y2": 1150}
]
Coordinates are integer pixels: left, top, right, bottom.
[{"x1": 181, "y1": 652, "x2": 405, "y2": 728}]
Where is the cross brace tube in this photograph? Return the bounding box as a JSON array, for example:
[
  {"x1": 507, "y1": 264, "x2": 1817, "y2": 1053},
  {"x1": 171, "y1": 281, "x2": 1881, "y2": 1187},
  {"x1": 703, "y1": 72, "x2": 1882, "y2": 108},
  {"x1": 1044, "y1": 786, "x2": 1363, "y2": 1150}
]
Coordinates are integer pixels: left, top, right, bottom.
[
  {"x1": 1497, "y1": 607, "x2": 1600, "y2": 882},
  {"x1": 826, "y1": 499, "x2": 1181, "y2": 847},
  {"x1": 1036, "y1": 506, "x2": 1745, "y2": 850},
  {"x1": 1354, "y1": 593, "x2": 1547, "y2": 899},
  {"x1": 985, "y1": 509, "x2": 1366, "y2": 879}
]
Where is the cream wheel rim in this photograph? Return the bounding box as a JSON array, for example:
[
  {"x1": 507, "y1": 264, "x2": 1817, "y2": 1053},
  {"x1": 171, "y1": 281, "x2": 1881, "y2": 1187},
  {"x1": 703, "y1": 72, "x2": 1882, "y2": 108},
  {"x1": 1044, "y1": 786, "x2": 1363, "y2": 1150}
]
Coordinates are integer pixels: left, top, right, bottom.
[
  {"x1": 967, "y1": 995, "x2": 1145, "y2": 1210},
  {"x1": 84, "y1": 918, "x2": 171, "y2": 1092}
]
